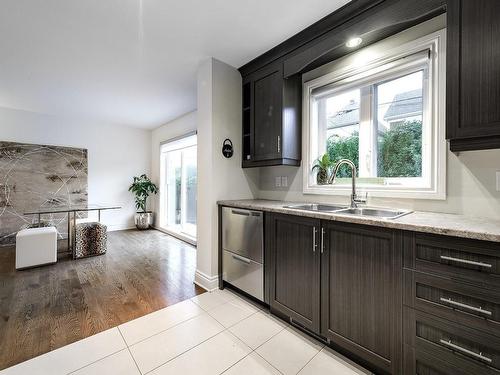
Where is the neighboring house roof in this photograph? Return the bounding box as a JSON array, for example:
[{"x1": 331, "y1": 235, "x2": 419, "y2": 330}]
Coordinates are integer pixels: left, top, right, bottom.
[
  {"x1": 327, "y1": 100, "x2": 359, "y2": 129},
  {"x1": 327, "y1": 90, "x2": 422, "y2": 129},
  {"x1": 383, "y1": 89, "x2": 422, "y2": 121}
]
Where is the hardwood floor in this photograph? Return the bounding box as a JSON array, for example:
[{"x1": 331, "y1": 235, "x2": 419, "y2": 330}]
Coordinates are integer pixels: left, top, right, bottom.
[{"x1": 0, "y1": 229, "x2": 204, "y2": 370}]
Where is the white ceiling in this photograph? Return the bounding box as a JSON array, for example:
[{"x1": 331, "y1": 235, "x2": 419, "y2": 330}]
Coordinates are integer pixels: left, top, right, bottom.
[{"x1": 0, "y1": 0, "x2": 351, "y2": 129}]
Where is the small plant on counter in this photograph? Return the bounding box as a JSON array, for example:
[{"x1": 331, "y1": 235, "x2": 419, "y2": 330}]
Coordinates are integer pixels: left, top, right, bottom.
[{"x1": 312, "y1": 153, "x2": 333, "y2": 185}]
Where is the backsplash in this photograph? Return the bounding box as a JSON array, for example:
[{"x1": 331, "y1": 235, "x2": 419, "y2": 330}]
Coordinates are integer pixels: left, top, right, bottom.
[{"x1": 256, "y1": 149, "x2": 500, "y2": 220}]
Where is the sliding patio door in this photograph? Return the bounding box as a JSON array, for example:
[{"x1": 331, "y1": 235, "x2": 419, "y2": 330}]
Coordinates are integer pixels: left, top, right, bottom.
[{"x1": 160, "y1": 133, "x2": 197, "y2": 241}]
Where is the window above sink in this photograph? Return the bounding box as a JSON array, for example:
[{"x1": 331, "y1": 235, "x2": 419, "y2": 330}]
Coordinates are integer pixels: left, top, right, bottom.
[{"x1": 302, "y1": 28, "x2": 446, "y2": 200}]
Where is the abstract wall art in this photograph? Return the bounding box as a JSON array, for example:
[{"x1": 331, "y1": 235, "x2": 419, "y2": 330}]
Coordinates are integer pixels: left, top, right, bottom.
[{"x1": 0, "y1": 141, "x2": 88, "y2": 245}]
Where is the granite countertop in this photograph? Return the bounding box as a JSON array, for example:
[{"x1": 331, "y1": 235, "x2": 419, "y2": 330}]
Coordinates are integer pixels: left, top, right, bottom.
[{"x1": 217, "y1": 199, "x2": 500, "y2": 243}]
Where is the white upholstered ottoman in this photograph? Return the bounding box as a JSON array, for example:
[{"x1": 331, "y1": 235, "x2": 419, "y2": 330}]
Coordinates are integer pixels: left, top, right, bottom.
[{"x1": 16, "y1": 227, "x2": 57, "y2": 270}]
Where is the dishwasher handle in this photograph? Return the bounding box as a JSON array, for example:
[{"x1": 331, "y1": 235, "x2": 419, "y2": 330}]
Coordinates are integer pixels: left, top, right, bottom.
[
  {"x1": 231, "y1": 253, "x2": 252, "y2": 264},
  {"x1": 231, "y1": 208, "x2": 262, "y2": 217}
]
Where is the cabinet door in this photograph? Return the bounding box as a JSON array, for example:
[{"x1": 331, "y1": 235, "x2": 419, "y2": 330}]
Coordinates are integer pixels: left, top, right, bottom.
[
  {"x1": 447, "y1": 0, "x2": 500, "y2": 140},
  {"x1": 321, "y1": 221, "x2": 402, "y2": 374},
  {"x1": 252, "y1": 65, "x2": 283, "y2": 161},
  {"x1": 268, "y1": 214, "x2": 321, "y2": 333}
]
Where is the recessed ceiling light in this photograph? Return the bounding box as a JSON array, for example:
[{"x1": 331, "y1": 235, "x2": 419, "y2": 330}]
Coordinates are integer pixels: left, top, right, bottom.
[{"x1": 345, "y1": 37, "x2": 362, "y2": 48}]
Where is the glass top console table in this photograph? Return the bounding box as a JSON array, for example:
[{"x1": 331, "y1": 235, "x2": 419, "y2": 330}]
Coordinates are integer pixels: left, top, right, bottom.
[{"x1": 24, "y1": 205, "x2": 121, "y2": 253}]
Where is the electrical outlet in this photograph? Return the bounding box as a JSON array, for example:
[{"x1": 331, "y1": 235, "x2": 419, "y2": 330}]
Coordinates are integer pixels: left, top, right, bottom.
[
  {"x1": 275, "y1": 176, "x2": 282, "y2": 187},
  {"x1": 496, "y1": 171, "x2": 500, "y2": 191},
  {"x1": 281, "y1": 176, "x2": 288, "y2": 187}
]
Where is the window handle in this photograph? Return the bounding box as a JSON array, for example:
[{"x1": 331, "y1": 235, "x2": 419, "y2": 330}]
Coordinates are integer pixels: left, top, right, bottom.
[{"x1": 277, "y1": 136, "x2": 281, "y2": 154}]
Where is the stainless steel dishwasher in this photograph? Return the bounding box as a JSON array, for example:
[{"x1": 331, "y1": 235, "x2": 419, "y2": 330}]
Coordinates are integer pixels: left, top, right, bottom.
[{"x1": 222, "y1": 207, "x2": 264, "y2": 301}]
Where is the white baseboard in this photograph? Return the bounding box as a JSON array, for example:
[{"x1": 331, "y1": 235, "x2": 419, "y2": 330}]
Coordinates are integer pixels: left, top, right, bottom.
[
  {"x1": 107, "y1": 224, "x2": 136, "y2": 232},
  {"x1": 194, "y1": 269, "x2": 219, "y2": 291}
]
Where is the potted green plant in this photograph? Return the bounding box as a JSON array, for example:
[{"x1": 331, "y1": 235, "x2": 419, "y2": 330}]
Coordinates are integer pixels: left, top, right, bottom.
[
  {"x1": 312, "y1": 153, "x2": 333, "y2": 185},
  {"x1": 128, "y1": 174, "x2": 159, "y2": 229}
]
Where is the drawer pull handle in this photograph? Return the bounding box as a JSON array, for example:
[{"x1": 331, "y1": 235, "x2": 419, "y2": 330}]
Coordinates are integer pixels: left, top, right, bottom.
[
  {"x1": 440, "y1": 255, "x2": 492, "y2": 269},
  {"x1": 439, "y1": 339, "x2": 492, "y2": 363},
  {"x1": 439, "y1": 297, "x2": 492, "y2": 316},
  {"x1": 231, "y1": 254, "x2": 251, "y2": 264}
]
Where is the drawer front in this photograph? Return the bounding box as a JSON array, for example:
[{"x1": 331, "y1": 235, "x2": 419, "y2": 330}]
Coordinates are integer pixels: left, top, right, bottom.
[
  {"x1": 404, "y1": 270, "x2": 500, "y2": 336},
  {"x1": 405, "y1": 344, "x2": 470, "y2": 375},
  {"x1": 410, "y1": 233, "x2": 500, "y2": 288},
  {"x1": 405, "y1": 307, "x2": 500, "y2": 374},
  {"x1": 222, "y1": 250, "x2": 263, "y2": 301},
  {"x1": 222, "y1": 207, "x2": 263, "y2": 263}
]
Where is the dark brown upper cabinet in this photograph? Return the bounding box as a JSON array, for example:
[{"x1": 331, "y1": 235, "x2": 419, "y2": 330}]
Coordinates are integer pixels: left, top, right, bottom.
[
  {"x1": 447, "y1": 0, "x2": 500, "y2": 151},
  {"x1": 241, "y1": 62, "x2": 301, "y2": 168},
  {"x1": 267, "y1": 213, "x2": 321, "y2": 333}
]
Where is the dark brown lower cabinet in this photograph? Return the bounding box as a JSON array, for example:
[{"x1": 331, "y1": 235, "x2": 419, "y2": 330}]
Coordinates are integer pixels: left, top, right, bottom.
[
  {"x1": 267, "y1": 213, "x2": 321, "y2": 333},
  {"x1": 321, "y1": 221, "x2": 402, "y2": 374},
  {"x1": 229, "y1": 208, "x2": 500, "y2": 374},
  {"x1": 267, "y1": 215, "x2": 402, "y2": 374}
]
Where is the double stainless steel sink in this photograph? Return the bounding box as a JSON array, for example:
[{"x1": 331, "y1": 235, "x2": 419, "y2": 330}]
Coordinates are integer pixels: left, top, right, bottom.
[
  {"x1": 284, "y1": 203, "x2": 347, "y2": 212},
  {"x1": 283, "y1": 203, "x2": 412, "y2": 219}
]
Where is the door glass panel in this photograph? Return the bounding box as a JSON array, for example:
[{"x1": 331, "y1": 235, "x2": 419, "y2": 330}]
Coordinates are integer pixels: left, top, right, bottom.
[
  {"x1": 182, "y1": 145, "x2": 197, "y2": 238},
  {"x1": 160, "y1": 134, "x2": 197, "y2": 240},
  {"x1": 165, "y1": 150, "x2": 181, "y2": 228}
]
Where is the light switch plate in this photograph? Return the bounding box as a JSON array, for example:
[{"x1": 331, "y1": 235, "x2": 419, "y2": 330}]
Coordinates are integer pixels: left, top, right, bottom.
[
  {"x1": 496, "y1": 171, "x2": 500, "y2": 191},
  {"x1": 281, "y1": 176, "x2": 288, "y2": 187},
  {"x1": 275, "y1": 176, "x2": 282, "y2": 187}
]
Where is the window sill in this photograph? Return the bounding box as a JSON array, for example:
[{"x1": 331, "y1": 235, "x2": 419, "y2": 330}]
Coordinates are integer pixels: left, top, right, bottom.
[{"x1": 303, "y1": 184, "x2": 446, "y2": 200}]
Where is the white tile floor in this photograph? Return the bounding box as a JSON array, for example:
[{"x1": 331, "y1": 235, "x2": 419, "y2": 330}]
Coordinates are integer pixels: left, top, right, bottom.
[{"x1": 0, "y1": 289, "x2": 372, "y2": 375}]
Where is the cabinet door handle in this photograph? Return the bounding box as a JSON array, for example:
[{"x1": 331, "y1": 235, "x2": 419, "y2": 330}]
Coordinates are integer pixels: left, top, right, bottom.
[
  {"x1": 439, "y1": 297, "x2": 492, "y2": 316},
  {"x1": 439, "y1": 339, "x2": 492, "y2": 363},
  {"x1": 440, "y1": 255, "x2": 492, "y2": 268},
  {"x1": 277, "y1": 135, "x2": 281, "y2": 153},
  {"x1": 312, "y1": 227, "x2": 317, "y2": 253},
  {"x1": 321, "y1": 228, "x2": 325, "y2": 254}
]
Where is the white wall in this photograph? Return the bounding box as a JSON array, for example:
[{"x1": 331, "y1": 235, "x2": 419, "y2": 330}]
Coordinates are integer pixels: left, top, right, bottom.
[
  {"x1": 0, "y1": 106, "x2": 151, "y2": 230},
  {"x1": 150, "y1": 111, "x2": 197, "y2": 220},
  {"x1": 196, "y1": 58, "x2": 259, "y2": 290}
]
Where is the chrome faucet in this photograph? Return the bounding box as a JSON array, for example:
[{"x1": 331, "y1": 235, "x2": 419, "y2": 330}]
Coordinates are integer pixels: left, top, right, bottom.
[{"x1": 328, "y1": 159, "x2": 367, "y2": 208}]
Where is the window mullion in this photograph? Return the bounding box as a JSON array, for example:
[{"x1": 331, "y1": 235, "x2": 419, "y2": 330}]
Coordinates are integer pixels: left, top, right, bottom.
[
  {"x1": 358, "y1": 86, "x2": 375, "y2": 178},
  {"x1": 370, "y1": 85, "x2": 378, "y2": 178}
]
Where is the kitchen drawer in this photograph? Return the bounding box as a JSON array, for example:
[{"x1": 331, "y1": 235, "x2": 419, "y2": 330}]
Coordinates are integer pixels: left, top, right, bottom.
[
  {"x1": 404, "y1": 344, "x2": 470, "y2": 375},
  {"x1": 404, "y1": 307, "x2": 500, "y2": 374},
  {"x1": 404, "y1": 270, "x2": 500, "y2": 336},
  {"x1": 404, "y1": 233, "x2": 500, "y2": 289},
  {"x1": 222, "y1": 207, "x2": 263, "y2": 263},
  {"x1": 222, "y1": 250, "x2": 263, "y2": 301}
]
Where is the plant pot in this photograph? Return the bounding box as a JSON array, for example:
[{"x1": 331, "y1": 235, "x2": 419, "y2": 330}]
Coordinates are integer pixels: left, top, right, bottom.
[
  {"x1": 135, "y1": 212, "x2": 154, "y2": 230},
  {"x1": 316, "y1": 169, "x2": 329, "y2": 185}
]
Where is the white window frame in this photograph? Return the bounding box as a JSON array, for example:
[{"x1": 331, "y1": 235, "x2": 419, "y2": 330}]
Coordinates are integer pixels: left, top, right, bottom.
[{"x1": 302, "y1": 29, "x2": 446, "y2": 200}]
